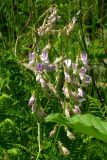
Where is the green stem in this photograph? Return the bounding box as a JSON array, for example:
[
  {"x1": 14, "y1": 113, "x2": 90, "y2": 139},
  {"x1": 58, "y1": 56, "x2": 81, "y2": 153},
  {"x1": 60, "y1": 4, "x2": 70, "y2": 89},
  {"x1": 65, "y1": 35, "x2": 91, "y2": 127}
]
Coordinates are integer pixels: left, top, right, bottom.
[{"x1": 36, "y1": 122, "x2": 41, "y2": 160}]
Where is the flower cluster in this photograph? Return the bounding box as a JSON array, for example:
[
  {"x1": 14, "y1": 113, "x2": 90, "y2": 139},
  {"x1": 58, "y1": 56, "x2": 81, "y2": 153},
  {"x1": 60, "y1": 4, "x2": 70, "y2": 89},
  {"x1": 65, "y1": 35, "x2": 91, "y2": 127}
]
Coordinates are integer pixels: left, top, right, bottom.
[
  {"x1": 62, "y1": 52, "x2": 91, "y2": 116},
  {"x1": 64, "y1": 17, "x2": 77, "y2": 35},
  {"x1": 38, "y1": 7, "x2": 60, "y2": 36},
  {"x1": 27, "y1": 11, "x2": 92, "y2": 156}
]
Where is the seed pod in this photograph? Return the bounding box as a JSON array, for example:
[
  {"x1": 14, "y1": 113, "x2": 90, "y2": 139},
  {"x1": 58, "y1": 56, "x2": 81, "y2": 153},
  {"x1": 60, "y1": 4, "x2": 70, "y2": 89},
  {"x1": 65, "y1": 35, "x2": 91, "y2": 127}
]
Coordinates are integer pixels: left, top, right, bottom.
[
  {"x1": 65, "y1": 127, "x2": 75, "y2": 140},
  {"x1": 58, "y1": 141, "x2": 70, "y2": 156},
  {"x1": 49, "y1": 125, "x2": 57, "y2": 137}
]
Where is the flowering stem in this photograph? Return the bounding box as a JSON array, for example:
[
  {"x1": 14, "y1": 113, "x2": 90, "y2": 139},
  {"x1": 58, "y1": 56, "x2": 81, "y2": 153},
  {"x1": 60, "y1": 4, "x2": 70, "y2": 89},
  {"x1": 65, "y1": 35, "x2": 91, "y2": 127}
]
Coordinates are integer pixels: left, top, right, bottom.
[
  {"x1": 79, "y1": 4, "x2": 104, "y2": 107},
  {"x1": 36, "y1": 122, "x2": 41, "y2": 160}
]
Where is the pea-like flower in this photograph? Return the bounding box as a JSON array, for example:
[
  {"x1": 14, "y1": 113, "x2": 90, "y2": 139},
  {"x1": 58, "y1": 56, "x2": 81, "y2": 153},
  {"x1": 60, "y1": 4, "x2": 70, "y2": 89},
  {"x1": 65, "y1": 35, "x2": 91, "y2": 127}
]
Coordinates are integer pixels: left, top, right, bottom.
[
  {"x1": 28, "y1": 95, "x2": 35, "y2": 106},
  {"x1": 80, "y1": 52, "x2": 88, "y2": 65},
  {"x1": 79, "y1": 67, "x2": 87, "y2": 80},
  {"x1": 36, "y1": 63, "x2": 45, "y2": 72},
  {"x1": 28, "y1": 52, "x2": 35, "y2": 65},
  {"x1": 78, "y1": 88, "x2": 84, "y2": 97},
  {"x1": 72, "y1": 63, "x2": 77, "y2": 74},
  {"x1": 40, "y1": 51, "x2": 49, "y2": 63},
  {"x1": 64, "y1": 59, "x2": 72, "y2": 68},
  {"x1": 83, "y1": 75, "x2": 91, "y2": 84},
  {"x1": 72, "y1": 105, "x2": 81, "y2": 114},
  {"x1": 64, "y1": 71, "x2": 71, "y2": 82},
  {"x1": 62, "y1": 86, "x2": 70, "y2": 98}
]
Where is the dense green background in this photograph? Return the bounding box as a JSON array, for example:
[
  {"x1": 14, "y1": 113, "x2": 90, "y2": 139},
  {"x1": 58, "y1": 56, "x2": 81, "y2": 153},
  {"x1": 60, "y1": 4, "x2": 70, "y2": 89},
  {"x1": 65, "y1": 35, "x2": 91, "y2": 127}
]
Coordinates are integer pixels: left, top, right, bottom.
[{"x1": 0, "y1": 0, "x2": 107, "y2": 159}]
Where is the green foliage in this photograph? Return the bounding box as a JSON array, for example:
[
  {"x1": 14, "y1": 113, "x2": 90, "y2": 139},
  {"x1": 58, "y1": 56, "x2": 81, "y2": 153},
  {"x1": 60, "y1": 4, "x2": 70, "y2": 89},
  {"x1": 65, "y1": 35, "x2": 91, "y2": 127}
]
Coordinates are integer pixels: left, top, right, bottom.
[
  {"x1": 46, "y1": 113, "x2": 107, "y2": 142},
  {"x1": 87, "y1": 141, "x2": 107, "y2": 160}
]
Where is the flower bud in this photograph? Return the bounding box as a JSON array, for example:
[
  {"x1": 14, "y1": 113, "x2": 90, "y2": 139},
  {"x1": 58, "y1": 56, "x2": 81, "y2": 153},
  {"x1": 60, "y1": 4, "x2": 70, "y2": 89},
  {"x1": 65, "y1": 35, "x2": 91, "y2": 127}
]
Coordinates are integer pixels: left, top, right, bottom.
[{"x1": 28, "y1": 95, "x2": 35, "y2": 106}]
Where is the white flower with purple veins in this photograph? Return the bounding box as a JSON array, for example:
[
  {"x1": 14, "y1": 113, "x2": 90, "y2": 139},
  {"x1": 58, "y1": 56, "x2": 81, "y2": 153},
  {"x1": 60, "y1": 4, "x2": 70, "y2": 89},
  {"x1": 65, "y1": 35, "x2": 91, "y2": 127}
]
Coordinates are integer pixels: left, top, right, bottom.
[
  {"x1": 64, "y1": 59, "x2": 72, "y2": 68},
  {"x1": 78, "y1": 88, "x2": 84, "y2": 97},
  {"x1": 28, "y1": 95, "x2": 36, "y2": 113},
  {"x1": 72, "y1": 63, "x2": 77, "y2": 74},
  {"x1": 72, "y1": 105, "x2": 81, "y2": 114},
  {"x1": 81, "y1": 52, "x2": 88, "y2": 65},
  {"x1": 40, "y1": 50, "x2": 49, "y2": 63},
  {"x1": 28, "y1": 52, "x2": 35, "y2": 65},
  {"x1": 39, "y1": 77, "x2": 46, "y2": 88},
  {"x1": 79, "y1": 67, "x2": 87, "y2": 80}
]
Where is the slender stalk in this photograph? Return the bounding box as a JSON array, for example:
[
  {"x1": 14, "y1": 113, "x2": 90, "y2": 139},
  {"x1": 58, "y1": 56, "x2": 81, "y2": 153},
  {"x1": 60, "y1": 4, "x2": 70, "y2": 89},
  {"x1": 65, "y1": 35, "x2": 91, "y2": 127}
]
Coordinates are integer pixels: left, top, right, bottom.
[{"x1": 36, "y1": 122, "x2": 41, "y2": 160}]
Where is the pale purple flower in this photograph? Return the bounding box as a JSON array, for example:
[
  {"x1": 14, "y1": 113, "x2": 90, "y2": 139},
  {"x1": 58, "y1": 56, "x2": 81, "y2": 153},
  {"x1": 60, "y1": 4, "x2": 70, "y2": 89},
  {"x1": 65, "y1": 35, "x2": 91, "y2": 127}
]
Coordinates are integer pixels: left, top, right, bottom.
[
  {"x1": 83, "y1": 75, "x2": 91, "y2": 84},
  {"x1": 71, "y1": 91, "x2": 79, "y2": 99},
  {"x1": 72, "y1": 63, "x2": 77, "y2": 74},
  {"x1": 39, "y1": 77, "x2": 46, "y2": 88},
  {"x1": 81, "y1": 52, "x2": 88, "y2": 64},
  {"x1": 79, "y1": 67, "x2": 87, "y2": 80},
  {"x1": 29, "y1": 52, "x2": 35, "y2": 61},
  {"x1": 28, "y1": 52, "x2": 35, "y2": 65},
  {"x1": 64, "y1": 59, "x2": 72, "y2": 68},
  {"x1": 62, "y1": 86, "x2": 69, "y2": 98},
  {"x1": 64, "y1": 72, "x2": 71, "y2": 82},
  {"x1": 36, "y1": 63, "x2": 44, "y2": 72},
  {"x1": 40, "y1": 51, "x2": 49, "y2": 63},
  {"x1": 78, "y1": 88, "x2": 84, "y2": 97},
  {"x1": 36, "y1": 74, "x2": 47, "y2": 88},
  {"x1": 28, "y1": 95, "x2": 35, "y2": 106},
  {"x1": 80, "y1": 67, "x2": 87, "y2": 75},
  {"x1": 72, "y1": 105, "x2": 81, "y2": 114}
]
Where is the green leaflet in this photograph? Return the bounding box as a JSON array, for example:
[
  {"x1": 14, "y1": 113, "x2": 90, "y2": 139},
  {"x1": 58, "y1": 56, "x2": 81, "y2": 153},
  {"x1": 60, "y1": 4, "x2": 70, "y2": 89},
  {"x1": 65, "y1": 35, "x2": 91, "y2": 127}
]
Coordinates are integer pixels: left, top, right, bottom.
[{"x1": 45, "y1": 114, "x2": 107, "y2": 142}]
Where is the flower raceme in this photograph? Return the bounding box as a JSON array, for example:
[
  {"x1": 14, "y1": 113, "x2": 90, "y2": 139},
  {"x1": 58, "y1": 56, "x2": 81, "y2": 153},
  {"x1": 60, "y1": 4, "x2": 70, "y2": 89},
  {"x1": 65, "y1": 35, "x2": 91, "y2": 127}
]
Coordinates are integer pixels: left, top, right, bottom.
[
  {"x1": 28, "y1": 51, "x2": 91, "y2": 116},
  {"x1": 26, "y1": 11, "x2": 93, "y2": 155}
]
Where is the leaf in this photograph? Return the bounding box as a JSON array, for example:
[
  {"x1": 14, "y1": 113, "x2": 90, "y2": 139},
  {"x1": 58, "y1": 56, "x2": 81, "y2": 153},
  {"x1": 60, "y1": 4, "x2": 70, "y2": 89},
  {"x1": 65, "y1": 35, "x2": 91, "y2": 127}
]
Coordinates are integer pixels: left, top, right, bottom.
[
  {"x1": 7, "y1": 148, "x2": 19, "y2": 156},
  {"x1": 0, "y1": 118, "x2": 14, "y2": 129},
  {"x1": 45, "y1": 113, "x2": 107, "y2": 142}
]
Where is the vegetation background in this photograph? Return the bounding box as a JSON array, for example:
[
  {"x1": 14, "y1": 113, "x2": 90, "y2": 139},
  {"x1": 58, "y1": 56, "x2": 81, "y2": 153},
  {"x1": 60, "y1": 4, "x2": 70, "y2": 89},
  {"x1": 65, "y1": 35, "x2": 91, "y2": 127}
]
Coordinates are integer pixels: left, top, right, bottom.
[{"x1": 0, "y1": 0, "x2": 107, "y2": 159}]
